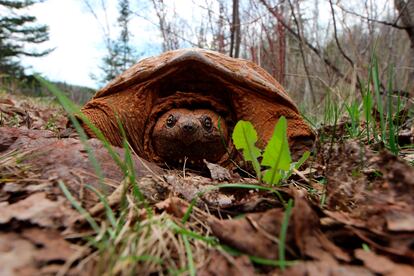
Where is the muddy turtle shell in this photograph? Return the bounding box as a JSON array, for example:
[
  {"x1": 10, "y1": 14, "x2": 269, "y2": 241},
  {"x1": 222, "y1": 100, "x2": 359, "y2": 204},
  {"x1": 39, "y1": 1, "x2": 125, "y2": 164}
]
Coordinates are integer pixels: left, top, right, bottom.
[{"x1": 81, "y1": 48, "x2": 315, "y2": 165}]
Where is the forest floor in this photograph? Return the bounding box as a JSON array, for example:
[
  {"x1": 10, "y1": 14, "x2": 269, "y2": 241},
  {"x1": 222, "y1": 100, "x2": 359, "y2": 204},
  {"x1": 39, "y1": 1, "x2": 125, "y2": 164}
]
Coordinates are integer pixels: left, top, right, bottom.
[{"x1": 1, "y1": 91, "x2": 414, "y2": 275}]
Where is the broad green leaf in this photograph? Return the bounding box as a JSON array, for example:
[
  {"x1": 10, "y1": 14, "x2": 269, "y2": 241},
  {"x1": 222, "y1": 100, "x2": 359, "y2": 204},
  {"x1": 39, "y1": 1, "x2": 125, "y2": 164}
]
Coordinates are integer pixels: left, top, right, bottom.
[
  {"x1": 261, "y1": 117, "x2": 291, "y2": 185},
  {"x1": 232, "y1": 120, "x2": 262, "y2": 179},
  {"x1": 263, "y1": 169, "x2": 283, "y2": 186}
]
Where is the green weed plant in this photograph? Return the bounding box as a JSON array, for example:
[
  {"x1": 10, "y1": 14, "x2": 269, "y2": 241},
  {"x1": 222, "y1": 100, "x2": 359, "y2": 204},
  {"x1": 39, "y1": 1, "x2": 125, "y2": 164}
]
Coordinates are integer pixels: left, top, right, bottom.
[{"x1": 232, "y1": 117, "x2": 310, "y2": 185}]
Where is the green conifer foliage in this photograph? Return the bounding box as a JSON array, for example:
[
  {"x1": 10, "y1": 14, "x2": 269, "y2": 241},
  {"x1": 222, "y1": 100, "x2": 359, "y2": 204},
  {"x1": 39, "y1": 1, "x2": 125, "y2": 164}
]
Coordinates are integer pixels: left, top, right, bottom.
[
  {"x1": 0, "y1": 0, "x2": 51, "y2": 78},
  {"x1": 99, "y1": 0, "x2": 136, "y2": 84}
]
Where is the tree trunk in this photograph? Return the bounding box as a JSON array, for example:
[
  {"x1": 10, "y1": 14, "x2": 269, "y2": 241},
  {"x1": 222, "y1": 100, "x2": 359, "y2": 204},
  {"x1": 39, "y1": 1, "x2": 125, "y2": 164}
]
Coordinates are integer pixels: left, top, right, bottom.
[
  {"x1": 230, "y1": 0, "x2": 241, "y2": 58},
  {"x1": 395, "y1": 0, "x2": 414, "y2": 96}
]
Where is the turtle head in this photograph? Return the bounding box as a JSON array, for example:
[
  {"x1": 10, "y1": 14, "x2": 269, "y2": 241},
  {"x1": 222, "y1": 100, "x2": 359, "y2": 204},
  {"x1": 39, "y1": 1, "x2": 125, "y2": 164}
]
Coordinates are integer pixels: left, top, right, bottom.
[{"x1": 152, "y1": 108, "x2": 228, "y2": 168}]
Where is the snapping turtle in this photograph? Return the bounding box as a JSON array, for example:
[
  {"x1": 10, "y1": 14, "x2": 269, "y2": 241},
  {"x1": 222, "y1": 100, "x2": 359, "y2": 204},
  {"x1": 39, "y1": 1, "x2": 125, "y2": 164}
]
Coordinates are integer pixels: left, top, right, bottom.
[{"x1": 80, "y1": 48, "x2": 314, "y2": 169}]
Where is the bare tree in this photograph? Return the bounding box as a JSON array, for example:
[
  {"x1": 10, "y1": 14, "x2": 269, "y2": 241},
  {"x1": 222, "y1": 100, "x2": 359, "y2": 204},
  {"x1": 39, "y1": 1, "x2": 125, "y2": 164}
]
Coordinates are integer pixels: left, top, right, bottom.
[
  {"x1": 328, "y1": 0, "x2": 363, "y2": 93},
  {"x1": 151, "y1": 0, "x2": 181, "y2": 51},
  {"x1": 275, "y1": 3, "x2": 286, "y2": 85},
  {"x1": 230, "y1": 0, "x2": 241, "y2": 57},
  {"x1": 288, "y1": 0, "x2": 316, "y2": 104},
  {"x1": 395, "y1": 0, "x2": 414, "y2": 96},
  {"x1": 259, "y1": 0, "x2": 356, "y2": 90},
  {"x1": 214, "y1": 1, "x2": 227, "y2": 53}
]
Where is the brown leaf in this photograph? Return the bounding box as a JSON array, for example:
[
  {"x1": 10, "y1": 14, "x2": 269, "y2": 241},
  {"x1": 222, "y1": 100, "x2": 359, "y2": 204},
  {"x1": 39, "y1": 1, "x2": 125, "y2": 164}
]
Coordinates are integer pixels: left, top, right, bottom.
[
  {"x1": 21, "y1": 228, "x2": 80, "y2": 262},
  {"x1": 0, "y1": 233, "x2": 37, "y2": 276},
  {"x1": 209, "y1": 208, "x2": 285, "y2": 259},
  {"x1": 204, "y1": 159, "x2": 232, "y2": 181},
  {"x1": 0, "y1": 127, "x2": 162, "y2": 208},
  {"x1": 198, "y1": 251, "x2": 255, "y2": 276},
  {"x1": 373, "y1": 150, "x2": 414, "y2": 197},
  {"x1": 0, "y1": 229, "x2": 81, "y2": 276},
  {"x1": 283, "y1": 261, "x2": 374, "y2": 276},
  {"x1": 386, "y1": 210, "x2": 414, "y2": 232},
  {"x1": 164, "y1": 174, "x2": 235, "y2": 208},
  {"x1": 155, "y1": 197, "x2": 192, "y2": 218},
  {"x1": 0, "y1": 192, "x2": 77, "y2": 228},
  {"x1": 323, "y1": 210, "x2": 366, "y2": 228},
  {"x1": 0, "y1": 98, "x2": 15, "y2": 105},
  {"x1": 292, "y1": 191, "x2": 351, "y2": 263},
  {"x1": 355, "y1": 249, "x2": 414, "y2": 275}
]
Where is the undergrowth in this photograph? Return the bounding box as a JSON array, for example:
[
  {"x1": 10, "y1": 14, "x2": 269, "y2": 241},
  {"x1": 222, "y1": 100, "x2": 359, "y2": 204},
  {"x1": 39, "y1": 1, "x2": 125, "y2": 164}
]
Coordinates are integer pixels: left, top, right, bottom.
[
  {"x1": 303, "y1": 54, "x2": 413, "y2": 155},
  {"x1": 36, "y1": 75, "x2": 298, "y2": 274},
  {"x1": 33, "y1": 51, "x2": 414, "y2": 273}
]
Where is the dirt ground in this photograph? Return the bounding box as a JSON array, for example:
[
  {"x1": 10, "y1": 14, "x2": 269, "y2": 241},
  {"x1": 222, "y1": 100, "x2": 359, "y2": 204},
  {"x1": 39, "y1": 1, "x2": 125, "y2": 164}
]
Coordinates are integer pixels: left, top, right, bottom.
[{"x1": 1, "y1": 93, "x2": 414, "y2": 275}]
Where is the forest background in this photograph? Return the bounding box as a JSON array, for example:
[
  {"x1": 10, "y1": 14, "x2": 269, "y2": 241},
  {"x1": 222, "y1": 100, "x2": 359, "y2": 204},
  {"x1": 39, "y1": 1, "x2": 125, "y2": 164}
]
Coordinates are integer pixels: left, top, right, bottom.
[{"x1": 1, "y1": 0, "x2": 413, "y2": 116}]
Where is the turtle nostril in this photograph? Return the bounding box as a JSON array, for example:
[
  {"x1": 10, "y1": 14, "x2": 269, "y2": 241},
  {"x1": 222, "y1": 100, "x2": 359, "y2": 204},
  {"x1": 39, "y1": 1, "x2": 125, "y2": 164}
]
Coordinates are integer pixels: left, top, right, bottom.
[{"x1": 182, "y1": 123, "x2": 196, "y2": 133}]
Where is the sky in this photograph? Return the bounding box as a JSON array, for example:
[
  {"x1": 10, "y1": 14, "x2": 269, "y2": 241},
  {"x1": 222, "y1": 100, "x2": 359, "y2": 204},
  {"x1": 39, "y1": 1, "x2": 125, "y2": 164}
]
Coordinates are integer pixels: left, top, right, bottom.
[
  {"x1": 21, "y1": 0, "x2": 162, "y2": 89},
  {"x1": 18, "y1": 0, "x2": 391, "y2": 89}
]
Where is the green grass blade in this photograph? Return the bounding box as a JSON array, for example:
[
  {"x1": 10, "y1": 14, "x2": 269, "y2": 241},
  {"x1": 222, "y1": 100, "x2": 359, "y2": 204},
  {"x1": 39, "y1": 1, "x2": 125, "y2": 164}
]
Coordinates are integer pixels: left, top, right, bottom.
[
  {"x1": 249, "y1": 255, "x2": 297, "y2": 267},
  {"x1": 181, "y1": 198, "x2": 196, "y2": 224},
  {"x1": 363, "y1": 89, "x2": 373, "y2": 142},
  {"x1": 183, "y1": 235, "x2": 196, "y2": 276},
  {"x1": 35, "y1": 76, "x2": 132, "y2": 175},
  {"x1": 286, "y1": 151, "x2": 310, "y2": 179},
  {"x1": 372, "y1": 54, "x2": 385, "y2": 141},
  {"x1": 279, "y1": 198, "x2": 293, "y2": 271},
  {"x1": 85, "y1": 184, "x2": 117, "y2": 230},
  {"x1": 386, "y1": 65, "x2": 398, "y2": 154},
  {"x1": 294, "y1": 151, "x2": 310, "y2": 170},
  {"x1": 58, "y1": 181, "x2": 100, "y2": 233},
  {"x1": 115, "y1": 115, "x2": 151, "y2": 212},
  {"x1": 120, "y1": 254, "x2": 163, "y2": 264},
  {"x1": 35, "y1": 76, "x2": 105, "y2": 184},
  {"x1": 170, "y1": 221, "x2": 217, "y2": 245},
  {"x1": 344, "y1": 101, "x2": 361, "y2": 138}
]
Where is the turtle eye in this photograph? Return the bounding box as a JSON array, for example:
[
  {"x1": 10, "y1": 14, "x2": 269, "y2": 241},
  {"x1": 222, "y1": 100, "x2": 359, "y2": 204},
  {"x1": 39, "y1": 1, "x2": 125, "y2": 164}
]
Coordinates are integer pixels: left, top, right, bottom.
[
  {"x1": 166, "y1": 114, "x2": 176, "y2": 128},
  {"x1": 202, "y1": 116, "x2": 212, "y2": 130}
]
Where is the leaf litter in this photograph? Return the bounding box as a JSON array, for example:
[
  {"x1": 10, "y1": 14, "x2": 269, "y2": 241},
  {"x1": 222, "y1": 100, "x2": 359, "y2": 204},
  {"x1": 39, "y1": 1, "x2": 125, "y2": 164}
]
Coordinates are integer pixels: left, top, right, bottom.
[{"x1": 1, "y1": 93, "x2": 414, "y2": 275}]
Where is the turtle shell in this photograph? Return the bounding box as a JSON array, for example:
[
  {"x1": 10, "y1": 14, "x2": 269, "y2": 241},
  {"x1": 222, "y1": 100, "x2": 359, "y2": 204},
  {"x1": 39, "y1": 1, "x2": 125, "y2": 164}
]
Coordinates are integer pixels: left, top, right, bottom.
[{"x1": 80, "y1": 48, "x2": 315, "y2": 166}]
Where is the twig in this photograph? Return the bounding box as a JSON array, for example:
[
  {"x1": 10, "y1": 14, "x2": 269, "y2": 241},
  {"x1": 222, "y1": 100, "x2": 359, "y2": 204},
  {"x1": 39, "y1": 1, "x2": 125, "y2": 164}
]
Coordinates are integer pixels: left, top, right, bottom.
[{"x1": 337, "y1": 3, "x2": 407, "y2": 30}]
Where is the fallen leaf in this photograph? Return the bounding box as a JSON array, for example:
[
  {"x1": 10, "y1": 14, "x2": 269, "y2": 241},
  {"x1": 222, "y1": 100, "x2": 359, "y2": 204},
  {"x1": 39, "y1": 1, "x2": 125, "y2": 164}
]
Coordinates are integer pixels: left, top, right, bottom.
[
  {"x1": 199, "y1": 251, "x2": 255, "y2": 276},
  {"x1": 0, "y1": 192, "x2": 77, "y2": 228},
  {"x1": 0, "y1": 233, "x2": 37, "y2": 276},
  {"x1": 204, "y1": 159, "x2": 232, "y2": 182},
  {"x1": 21, "y1": 228, "x2": 80, "y2": 262},
  {"x1": 386, "y1": 210, "x2": 414, "y2": 232},
  {"x1": 209, "y1": 208, "x2": 286, "y2": 259},
  {"x1": 292, "y1": 191, "x2": 350, "y2": 263},
  {"x1": 355, "y1": 249, "x2": 414, "y2": 275},
  {"x1": 283, "y1": 261, "x2": 373, "y2": 276}
]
